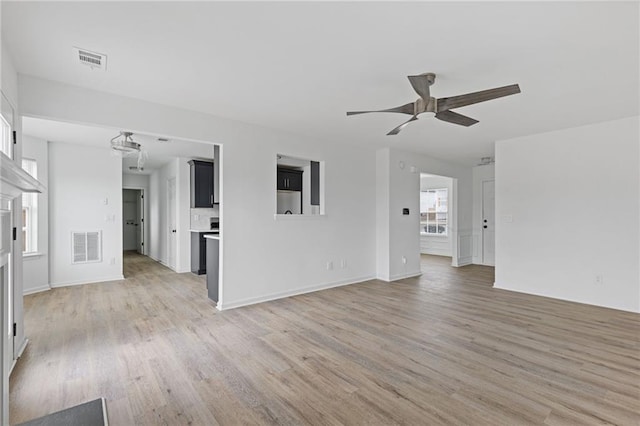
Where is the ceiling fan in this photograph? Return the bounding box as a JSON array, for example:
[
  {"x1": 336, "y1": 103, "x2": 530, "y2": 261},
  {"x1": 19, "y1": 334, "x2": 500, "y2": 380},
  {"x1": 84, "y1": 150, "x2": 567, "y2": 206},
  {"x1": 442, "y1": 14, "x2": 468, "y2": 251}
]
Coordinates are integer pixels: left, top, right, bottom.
[{"x1": 346, "y1": 73, "x2": 521, "y2": 135}]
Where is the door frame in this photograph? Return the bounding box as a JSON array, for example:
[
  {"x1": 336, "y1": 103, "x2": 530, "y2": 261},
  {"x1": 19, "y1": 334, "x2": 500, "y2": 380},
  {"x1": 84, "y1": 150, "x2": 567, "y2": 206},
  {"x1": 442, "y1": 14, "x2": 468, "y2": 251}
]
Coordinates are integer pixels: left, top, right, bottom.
[{"x1": 123, "y1": 185, "x2": 148, "y2": 256}]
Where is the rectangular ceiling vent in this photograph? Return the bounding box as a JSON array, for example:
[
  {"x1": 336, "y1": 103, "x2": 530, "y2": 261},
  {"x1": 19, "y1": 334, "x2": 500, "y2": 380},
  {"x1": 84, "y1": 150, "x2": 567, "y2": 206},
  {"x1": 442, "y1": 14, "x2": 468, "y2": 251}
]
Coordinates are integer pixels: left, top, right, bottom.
[
  {"x1": 72, "y1": 231, "x2": 102, "y2": 264},
  {"x1": 74, "y1": 47, "x2": 107, "y2": 71}
]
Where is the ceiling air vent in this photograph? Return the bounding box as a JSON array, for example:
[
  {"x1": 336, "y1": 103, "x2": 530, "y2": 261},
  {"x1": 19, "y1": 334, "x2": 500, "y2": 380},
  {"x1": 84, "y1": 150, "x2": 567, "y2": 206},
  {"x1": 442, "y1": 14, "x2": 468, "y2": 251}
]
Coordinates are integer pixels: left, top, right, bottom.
[{"x1": 74, "y1": 47, "x2": 107, "y2": 70}]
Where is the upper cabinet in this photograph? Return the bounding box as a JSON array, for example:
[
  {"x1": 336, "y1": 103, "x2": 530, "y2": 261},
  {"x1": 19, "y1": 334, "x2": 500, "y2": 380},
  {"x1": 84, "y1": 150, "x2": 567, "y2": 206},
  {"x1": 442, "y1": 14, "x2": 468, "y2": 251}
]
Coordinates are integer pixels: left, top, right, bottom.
[
  {"x1": 189, "y1": 159, "x2": 215, "y2": 208},
  {"x1": 277, "y1": 168, "x2": 303, "y2": 191}
]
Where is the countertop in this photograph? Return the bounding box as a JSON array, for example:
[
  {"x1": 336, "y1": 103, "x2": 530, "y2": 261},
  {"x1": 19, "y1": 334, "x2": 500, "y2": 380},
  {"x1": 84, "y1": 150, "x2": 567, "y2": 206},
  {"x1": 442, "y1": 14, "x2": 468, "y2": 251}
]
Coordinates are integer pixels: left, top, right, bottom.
[
  {"x1": 190, "y1": 229, "x2": 219, "y2": 233},
  {"x1": 204, "y1": 234, "x2": 221, "y2": 240}
]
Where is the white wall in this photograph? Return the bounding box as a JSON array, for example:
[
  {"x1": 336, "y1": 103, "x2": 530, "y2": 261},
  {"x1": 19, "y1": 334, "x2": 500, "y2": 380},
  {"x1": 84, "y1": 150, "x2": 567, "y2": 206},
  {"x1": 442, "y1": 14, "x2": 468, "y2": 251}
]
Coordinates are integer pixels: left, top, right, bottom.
[
  {"x1": 495, "y1": 116, "x2": 640, "y2": 313},
  {"x1": 472, "y1": 164, "x2": 495, "y2": 264},
  {"x1": 21, "y1": 135, "x2": 49, "y2": 294},
  {"x1": 376, "y1": 148, "x2": 473, "y2": 281},
  {"x1": 18, "y1": 76, "x2": 377, "y2": 309},
  {"x1": 147, "y1": 158, "x2": 191, "y2": 273},
  {"x1": 420, "y1": 175, "x2": 453, "y2": 257},
  {"x1": 48, "y1": 142, "x2": 123, "y2": 286},
  {"x1": 148, "y1": 160, "x2": 176, "y2": 265}
]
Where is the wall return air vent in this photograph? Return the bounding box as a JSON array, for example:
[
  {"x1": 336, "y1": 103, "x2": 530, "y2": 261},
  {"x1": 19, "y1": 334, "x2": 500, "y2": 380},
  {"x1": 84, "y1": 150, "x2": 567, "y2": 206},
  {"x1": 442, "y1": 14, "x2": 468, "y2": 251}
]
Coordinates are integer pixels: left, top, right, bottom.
[
  {"x1": 72, "y1": 231, "x2": 102, "y2": 264},
  {"x1": 74, "y1": 47, "x2": 107, "y2": 71}
]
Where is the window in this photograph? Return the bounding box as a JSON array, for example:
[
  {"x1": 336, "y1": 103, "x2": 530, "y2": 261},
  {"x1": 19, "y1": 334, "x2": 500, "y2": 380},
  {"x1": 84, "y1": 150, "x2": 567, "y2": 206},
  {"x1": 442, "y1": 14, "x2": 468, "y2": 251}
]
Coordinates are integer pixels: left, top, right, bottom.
[
  {"x1": 0, "y1": 92, "x2": 13, "y2": 159},
  {"x1": 21, "y1": 158, "x2": 38, "y2": 253},
  {"x1": 420, "y1": 188, "x2": 448, "y2": 235}
]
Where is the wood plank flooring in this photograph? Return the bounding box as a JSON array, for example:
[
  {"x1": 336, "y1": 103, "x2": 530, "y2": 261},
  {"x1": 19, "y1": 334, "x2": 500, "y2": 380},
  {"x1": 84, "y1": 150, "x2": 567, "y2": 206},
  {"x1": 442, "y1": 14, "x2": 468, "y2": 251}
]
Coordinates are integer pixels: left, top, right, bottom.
[{"x1": 10, "y1": 253, "x2": 640, "y2": 425}]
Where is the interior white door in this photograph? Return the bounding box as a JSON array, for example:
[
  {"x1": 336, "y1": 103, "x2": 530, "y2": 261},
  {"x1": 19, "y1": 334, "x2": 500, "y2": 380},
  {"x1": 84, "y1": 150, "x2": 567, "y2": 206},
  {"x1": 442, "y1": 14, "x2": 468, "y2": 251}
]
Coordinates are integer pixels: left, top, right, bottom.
[
  {"x1": 167, "y1": 178, "x2": 177, "y2": 270},
  {"x1": 482, "y1": 180, "x2": 496, "y2": 266},
  {"x1": 137, "y1": 190, "x2": 144, "y2": 254}
]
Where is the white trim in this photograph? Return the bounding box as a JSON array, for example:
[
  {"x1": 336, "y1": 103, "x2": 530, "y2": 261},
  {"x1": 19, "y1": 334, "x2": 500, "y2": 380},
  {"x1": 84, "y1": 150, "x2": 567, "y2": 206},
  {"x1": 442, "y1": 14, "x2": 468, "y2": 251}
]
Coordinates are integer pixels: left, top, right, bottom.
[
  {"x1": 23, "y1": 284, "x2": 51, "y2": 295},
  {"x1": 9, "y1": 338, "x2": 28, "y2": 375},
  {"x1": 101, "y1": 398, "x2": 109, "y2": 426},
  {"x1": 217, "y1": 274, "x2": 375, "y2": 311},
  {"x1": 22, "y1": 251, "x2": 44, "y2": 259},
  {"x1": 273, "y1": 214, "x2": 327, "y2": 221},
  {"x1": 49, "y1": 275, "x2": 124, "y2": 288},
  {"x1": 387, "y1": 270, "x2": 422, "y2": 281}
]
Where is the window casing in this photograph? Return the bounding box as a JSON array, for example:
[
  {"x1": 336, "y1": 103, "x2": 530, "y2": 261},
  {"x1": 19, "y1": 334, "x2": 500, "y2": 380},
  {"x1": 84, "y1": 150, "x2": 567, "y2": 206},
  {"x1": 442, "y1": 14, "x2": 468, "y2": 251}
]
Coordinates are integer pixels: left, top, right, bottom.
[
  {"x1": 21, "y1": 158, "x2": 38, "y2": 254},
  {"x1": 420, "y1": 188, "x2": 448, "y2": 235},
  {"x1": 0, "y1": 91, "x2": 13, "y2": 159}
]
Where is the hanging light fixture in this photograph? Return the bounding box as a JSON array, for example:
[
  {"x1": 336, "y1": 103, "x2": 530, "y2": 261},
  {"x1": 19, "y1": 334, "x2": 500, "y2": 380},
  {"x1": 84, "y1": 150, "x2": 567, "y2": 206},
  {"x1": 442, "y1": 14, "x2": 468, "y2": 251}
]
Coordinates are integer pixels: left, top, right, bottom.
[
  {"x1": 110, "y1": 131, "x2": 141, "y2": 153},
  {"x1": 111, "y1": 131, "x2": 147, "y2": 169}
]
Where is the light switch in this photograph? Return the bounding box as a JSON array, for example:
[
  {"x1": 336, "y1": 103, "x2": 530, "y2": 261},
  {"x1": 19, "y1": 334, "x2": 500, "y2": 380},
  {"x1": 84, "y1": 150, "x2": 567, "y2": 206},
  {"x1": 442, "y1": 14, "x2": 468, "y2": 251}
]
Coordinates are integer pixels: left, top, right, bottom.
[{"x1": 503, "y1": 215, "x2": 513, "y2": 223}]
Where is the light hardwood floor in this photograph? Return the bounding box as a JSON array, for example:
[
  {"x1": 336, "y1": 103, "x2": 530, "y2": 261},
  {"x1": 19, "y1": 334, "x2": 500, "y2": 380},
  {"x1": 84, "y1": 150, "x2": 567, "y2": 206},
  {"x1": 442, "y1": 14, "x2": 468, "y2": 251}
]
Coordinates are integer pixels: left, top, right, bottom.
[{"x1": 10, "y1": 253, "x2": 640, "y2": 425}]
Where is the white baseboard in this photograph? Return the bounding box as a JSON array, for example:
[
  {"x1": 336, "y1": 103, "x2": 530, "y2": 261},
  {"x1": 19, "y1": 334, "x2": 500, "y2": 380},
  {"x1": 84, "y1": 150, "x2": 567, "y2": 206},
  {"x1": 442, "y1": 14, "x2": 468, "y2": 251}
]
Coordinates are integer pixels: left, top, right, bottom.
[
  {"x1": 23, "y1": 284, "x2": 51, "y2": 295},
  {"x1": 494, "y1": 282, "x2": 640, "y2": 314},
  {"x1": 50, "y1": 275, "x2": 125, "y2": 288},
  {"x1": 218, "y1": 274, "x2": 375, "y2": 311},
  {"x1": 387, "y1": 270, "x2": 422, "y2": 281},
  {"x1": 456, "y1": 257, "x2": 473, "y2": 267}
]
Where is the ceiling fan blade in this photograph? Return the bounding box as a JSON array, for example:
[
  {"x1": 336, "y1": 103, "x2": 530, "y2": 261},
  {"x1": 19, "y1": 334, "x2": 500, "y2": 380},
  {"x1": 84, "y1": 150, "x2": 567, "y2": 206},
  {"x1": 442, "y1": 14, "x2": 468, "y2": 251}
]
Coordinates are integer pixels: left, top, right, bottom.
[
  {"x1": 435, "y1": 110, "x2": 479, "y2": 127},
  {"x1": 407, "y1": 73, "x2": 434, "y2": 101},
  {"x1": 346, "y1": 102, "x2": 415, "y2": 116},
  {"x1": 387, "y1": 116, "x2": 418, "y2": 135},
  {"x1": 437, "y1": 84, "x2": 521, "y2": 111}
]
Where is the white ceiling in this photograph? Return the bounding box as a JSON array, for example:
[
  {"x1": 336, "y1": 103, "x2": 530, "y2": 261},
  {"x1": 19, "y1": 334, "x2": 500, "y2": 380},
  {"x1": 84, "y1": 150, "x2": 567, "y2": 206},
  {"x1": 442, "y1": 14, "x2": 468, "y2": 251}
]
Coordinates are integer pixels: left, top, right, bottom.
[
  {"x1": 3, "y1": 2, "x2": 638, "y2": 166},
  {"x1": 22, "y1": 117, "x2": 215, "y2": 174}
]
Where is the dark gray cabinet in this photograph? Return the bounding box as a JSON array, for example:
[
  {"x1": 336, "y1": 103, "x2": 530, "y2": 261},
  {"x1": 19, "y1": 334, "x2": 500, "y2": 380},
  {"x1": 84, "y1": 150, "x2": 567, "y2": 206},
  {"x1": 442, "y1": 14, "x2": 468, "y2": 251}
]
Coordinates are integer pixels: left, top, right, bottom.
[
  {"x1": 191, "y1": 231, "x2": 217, "y2": 274},
  {"x1": 310, "y1": 161, "x2": 320, "y2": 206},
  {"x1": 277, "y1": 168, "x2": 303, "y2": 191},
  {"x1": 206, "y1": 237, "x2": 219, "y2": 302},
  {"x1": 189, "y1": 160, "x2": 214, "y2": 208}
]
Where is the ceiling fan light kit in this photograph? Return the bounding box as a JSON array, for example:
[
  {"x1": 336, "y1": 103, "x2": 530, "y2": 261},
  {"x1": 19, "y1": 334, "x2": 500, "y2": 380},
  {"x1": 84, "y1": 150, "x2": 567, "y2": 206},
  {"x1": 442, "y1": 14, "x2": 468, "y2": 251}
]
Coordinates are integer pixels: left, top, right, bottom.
[
  {"x1": 347, "y1": 73, "x2": 521, "y2": 135},
  {"x1": 110, "y1": 131, "x2": 141, "y2": 153},
  {"x1": 111, "y1": 131, "x2": 148, "y2": 169}
]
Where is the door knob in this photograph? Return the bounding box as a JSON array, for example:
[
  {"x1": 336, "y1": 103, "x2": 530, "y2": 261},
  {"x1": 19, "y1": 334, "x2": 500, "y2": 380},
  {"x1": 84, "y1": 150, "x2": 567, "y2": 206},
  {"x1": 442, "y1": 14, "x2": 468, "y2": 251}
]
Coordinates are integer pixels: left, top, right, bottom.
[
  {"x1": 483, "y1": 219, "x2": 487, "y2": 223},
  {"x1": 483, "y1": 225, "x2": 488, "y2": 229}
]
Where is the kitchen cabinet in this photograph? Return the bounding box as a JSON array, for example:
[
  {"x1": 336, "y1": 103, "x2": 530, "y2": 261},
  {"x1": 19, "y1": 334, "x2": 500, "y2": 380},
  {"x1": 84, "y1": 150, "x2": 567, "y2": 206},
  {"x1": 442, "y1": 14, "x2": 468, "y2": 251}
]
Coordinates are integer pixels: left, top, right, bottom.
[
  {"x1": 277, "y1": 168, "x2": 303, "y2": 191},
  {"x1": 310, "y1": 161, "x2": 320, "y2": 206},
  {"x1": 189, "y1": 160, "x2": 214, "y2": 208},
  {"x1": 205, "y1": 236, "x2": 220, "y2": 303},
  {"x1": 191, "y1": 231, "x2": 217, "y2": 274}
]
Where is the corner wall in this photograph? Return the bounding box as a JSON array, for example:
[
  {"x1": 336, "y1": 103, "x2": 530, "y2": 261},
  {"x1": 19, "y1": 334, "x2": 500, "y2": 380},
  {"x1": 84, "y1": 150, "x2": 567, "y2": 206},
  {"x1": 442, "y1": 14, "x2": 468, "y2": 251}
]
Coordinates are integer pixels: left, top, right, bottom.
[
  {"x1": 495, "y1": 116, "x2": 640, "y2": 313},
  {"x1": 48, "y1": 142, "x2": 123, "y2": 286},
  {"x1": 376, "y1": 148, "x2": 473, "y2": 281},
  {"x1": 21, "y1": 135, "x2": 49, "y2": 294}
]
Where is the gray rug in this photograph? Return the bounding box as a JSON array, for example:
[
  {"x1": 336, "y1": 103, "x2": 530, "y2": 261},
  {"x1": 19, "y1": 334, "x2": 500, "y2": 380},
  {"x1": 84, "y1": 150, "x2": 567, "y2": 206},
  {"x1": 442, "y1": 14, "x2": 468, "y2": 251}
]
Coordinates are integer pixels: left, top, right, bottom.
[{"x1": 17, "y1": 398, "x2": 108, "y2": 426}]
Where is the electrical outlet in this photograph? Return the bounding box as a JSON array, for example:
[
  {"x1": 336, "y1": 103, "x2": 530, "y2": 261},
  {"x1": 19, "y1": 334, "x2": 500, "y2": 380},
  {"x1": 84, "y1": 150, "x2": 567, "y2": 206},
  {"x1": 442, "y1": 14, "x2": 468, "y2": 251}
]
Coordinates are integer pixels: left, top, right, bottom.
[
  {"x1": 102, "y1": 198, "x2": 109, "y2": 205},
  {"x1": 402, "y1": 256, "x2": 407, "y2": 265},
  {"x1": 326, "y1": 261, "x2": 333, "y2": 270},
  {"x1": 341, "y1": 259, "x2": 347, "y2": 268},
  {"x1": 595, "y1": 274, "x2": 603, "y2": 285},
  {"x1": 194, "y1": 214, "x2": 200, "y2": 221}
]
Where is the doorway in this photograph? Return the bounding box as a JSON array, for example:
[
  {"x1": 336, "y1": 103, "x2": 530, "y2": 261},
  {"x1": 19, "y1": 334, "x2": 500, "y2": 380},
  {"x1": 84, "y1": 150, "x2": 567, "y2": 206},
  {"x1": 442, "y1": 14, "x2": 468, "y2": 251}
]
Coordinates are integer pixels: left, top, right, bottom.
[{"x1": 122, "y1": 189, "x2": 144, "y2": 254}]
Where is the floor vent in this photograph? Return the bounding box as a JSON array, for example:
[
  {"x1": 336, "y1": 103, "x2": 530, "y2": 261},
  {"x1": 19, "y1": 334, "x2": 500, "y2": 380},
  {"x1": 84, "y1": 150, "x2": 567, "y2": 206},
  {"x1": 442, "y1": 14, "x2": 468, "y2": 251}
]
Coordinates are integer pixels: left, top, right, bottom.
[
  {"x1": 74, "y1": 47, "x2": 107, "y2": 70},
  {"x1": 72, "y1": 231, "x2": 102, "y2": 264}
]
